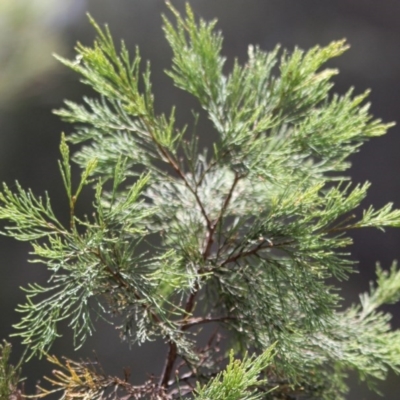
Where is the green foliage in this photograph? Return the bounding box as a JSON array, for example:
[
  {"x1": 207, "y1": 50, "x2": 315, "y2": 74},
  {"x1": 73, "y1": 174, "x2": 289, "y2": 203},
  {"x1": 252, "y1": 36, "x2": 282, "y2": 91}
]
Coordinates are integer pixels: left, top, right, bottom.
[
  {"x1": 2, "y1": 2, "x2": 400, "y2": 399},
  {"x1": 0, "y1": 341, "x2": 23, "y2": 399},
  {"x1": 194, "y1": 347, "x2": 276, "y2": 400}
]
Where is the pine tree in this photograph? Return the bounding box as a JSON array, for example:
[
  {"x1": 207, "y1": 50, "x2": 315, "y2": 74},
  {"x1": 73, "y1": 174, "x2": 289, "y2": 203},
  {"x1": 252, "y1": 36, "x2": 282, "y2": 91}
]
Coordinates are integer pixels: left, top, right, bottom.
[{"x1": 2, "y1": 3, "x2": 400, "y2": 399}]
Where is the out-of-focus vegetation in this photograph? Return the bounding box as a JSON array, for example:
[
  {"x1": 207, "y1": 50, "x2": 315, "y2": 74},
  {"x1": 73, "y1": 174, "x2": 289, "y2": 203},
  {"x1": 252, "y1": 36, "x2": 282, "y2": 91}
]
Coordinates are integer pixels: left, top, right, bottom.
[{"x1": 0, "y1": 0, "x2": 80, "y2": 106}]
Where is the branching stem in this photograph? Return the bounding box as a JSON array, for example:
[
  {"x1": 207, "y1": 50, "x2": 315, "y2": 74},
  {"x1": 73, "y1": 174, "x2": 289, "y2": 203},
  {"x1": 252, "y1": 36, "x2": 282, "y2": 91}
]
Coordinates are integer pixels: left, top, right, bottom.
[{"x1": 158, "y1": 163, "x2": 240, "y2": 391}]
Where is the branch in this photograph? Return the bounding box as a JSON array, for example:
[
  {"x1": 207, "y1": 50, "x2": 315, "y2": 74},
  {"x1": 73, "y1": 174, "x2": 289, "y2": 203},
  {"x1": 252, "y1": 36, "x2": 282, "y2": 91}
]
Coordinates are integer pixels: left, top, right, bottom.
[
  {"x1": 181, "y1": 316, "x2": 236, "y2": 330},
  {"x1": 94, "y1": 247, "x2": 162, "y2": 325},
  {"x1": 195, "y1": 148, "x2": 230, "y2": 187},
  {"x1": 203, "y1": 172, "x2": 241, "y2": 259},
  {"x1": 142, "y1": 117, "x2": 213, "y2": 231},
  {"x1": 221, "y1": 238, "x2": 295, "y2": 266},
  {"x1": 159, "y1": 342, "x2": 177, "y2": 388},
  {"x1": 158, "y1": 281, "x2": 200, "y2": 388},
  {"x1": 158, "y1": 165, "x2": 241, "y2": 392}
]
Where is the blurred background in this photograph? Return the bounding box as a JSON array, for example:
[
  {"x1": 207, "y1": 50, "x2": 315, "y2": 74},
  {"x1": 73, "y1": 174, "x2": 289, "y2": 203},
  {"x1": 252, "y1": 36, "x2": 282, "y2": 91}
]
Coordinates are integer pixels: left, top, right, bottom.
[{"x1": 1, "y1": 0, "x2": 399, "y2": 398}]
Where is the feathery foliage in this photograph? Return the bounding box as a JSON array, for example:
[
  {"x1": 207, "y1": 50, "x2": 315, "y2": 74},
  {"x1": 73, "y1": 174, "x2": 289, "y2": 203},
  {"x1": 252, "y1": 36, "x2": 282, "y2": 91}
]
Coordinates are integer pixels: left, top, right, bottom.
[
  {"x1": 2, "y1": 2, "x2": 400, "y2": 399},
  {"x1": 0, "y1": 341, "x2": 23, "y2": 400}
]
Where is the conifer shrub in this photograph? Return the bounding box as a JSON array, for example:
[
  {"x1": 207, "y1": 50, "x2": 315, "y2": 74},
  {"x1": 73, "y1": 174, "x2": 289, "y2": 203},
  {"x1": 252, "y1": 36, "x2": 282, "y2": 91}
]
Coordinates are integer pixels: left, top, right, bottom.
[{"x1": 2, "y1": 3, "x2": 400, "y2": 399}]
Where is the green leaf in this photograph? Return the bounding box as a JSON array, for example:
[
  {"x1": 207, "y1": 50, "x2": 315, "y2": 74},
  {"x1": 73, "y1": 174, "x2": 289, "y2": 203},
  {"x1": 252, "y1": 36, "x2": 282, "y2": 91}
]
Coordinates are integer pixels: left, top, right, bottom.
[{"x1": 194, "y1": 345, "x2": 276, "y2": 400}]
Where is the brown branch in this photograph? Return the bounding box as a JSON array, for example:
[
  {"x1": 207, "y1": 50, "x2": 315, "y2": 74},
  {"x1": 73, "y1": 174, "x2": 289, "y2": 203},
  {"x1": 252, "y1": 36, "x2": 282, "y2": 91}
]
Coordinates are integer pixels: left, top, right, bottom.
[
  {"x1": 158, "y1": 280, "x2": 200, "y2": 388},
  {"x1": 143, "y1": 123, "x2": 244, "y2": 393},
  {"x1": 144, "y1": 117, "x2": 211, "y2": 390},
  {"x1": 326, "y1": 213, "x2": 357, "y2": 233},
  {"x1": 202, "y1": 172, "x2": 241, "y2": 259},
  {"x1": 220, "y1": 172, "x2": 241, "y2": 218},
  {"x1": 94, "y1": 248, "x2": 162, "y2": 325},
  {"x1": 221, "y1": 238, "x2": 295, "y2": 267},
  {"x1": 195, "y1": 148, "x2": 230, "y2": 187},
  {"x1": 184, "y1": 283, "x2": 200, "y2": 317},
  {"x1": 159, "y1": 143, "x2": 212, "y2": 231},
  {"x1": 159, "y1": 342, "x2": 177, "y2": 388},
  {"x1": 142, "y1": 117, "x2": 212, "y2": 231},
  {"x1": 181, "y1": 316, "x2": 236, "y2": 330},
  {"x1": 221, "y1": 240, "x2": 268, "y2": 266},
  {"x1": 159, "y1": 173, "x2": 243, "y2": 390}
]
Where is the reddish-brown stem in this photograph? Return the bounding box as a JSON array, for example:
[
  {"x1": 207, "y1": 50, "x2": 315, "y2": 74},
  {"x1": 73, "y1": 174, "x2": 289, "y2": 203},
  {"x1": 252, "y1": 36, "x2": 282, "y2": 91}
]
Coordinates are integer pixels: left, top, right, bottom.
[
  {"x1": 95, "y1": 248, "x2": 162, "y2": 324},
  {"x1": 202, "y1": 172, "x2": 241, "y2": 259},
  {"x1": 159, "y1": 173, "x2": 242, "y2": 390},
  {"x1": 143, "y1": 117, "x2": 212, "y2": 231},
  {"x1": 221, "y1": 240, "x2": 268, "y2": 266},
  {"x1": 159, "y1": 143, "x2": 212, "y2": 231},
  {"x1": 144, "y1": 118, "x2": 210, "y2": 389},
  {"x1": 326, "y1": 214, "x2": 357, "y2": 233},
  {"x1": 221, "y1": 238, "x2": 295, "y2": 267},
  {"x1": 158, "y1": 281, "x2": 200, "y2": 388},
  {"x1": 159, "y1": 342, "x2": 178, "y2": 388},
  {"x1": 144, "y1": 121, "x2": 242, "y2": 392},
  {"x1": 184, "y1": 282, "x2": 200, "y2": 317},
  {"x1": 182, "y1": 316, "x2": 236, "y2": 330},
  {"x1": 195, "y1": 148, "x2": 230, "y2": 187}
]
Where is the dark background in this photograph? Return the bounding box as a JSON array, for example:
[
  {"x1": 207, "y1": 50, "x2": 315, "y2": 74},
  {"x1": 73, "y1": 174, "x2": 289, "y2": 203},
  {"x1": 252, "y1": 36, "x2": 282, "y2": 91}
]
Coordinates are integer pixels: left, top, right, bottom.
[{"x1": 1, "y1": 1, "x2": 400, "y2": 398}]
